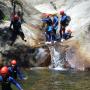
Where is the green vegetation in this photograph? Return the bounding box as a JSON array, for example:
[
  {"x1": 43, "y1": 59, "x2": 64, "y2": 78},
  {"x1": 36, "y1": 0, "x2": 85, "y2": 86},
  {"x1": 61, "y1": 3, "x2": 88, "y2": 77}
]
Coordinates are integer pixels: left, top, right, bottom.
[{"x1": 3, "y1": 15, "x2": 8, "y2": 21}]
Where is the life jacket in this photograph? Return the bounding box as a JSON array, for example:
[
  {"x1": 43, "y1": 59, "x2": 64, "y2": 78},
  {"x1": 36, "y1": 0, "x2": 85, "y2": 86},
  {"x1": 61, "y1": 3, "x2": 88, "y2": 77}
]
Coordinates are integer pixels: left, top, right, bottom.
[
  {"x1": 9, "y1": 66, "x2": 17, "y2": 79},
  {"x1": 47, "y1": 26, "x2": 53, "y2": 32},
  {"x1": 53, "y1": 16, "x2": 58, "y2": 26},
  {"x1": 11, "y1": 20, "x2": 21, "y2": 31},
  {"x1": 65, "y1": 15, "x2": 71, "y2": 26},
  {"x1": 53, "y1": 16, "x2": 58, "y2": 30},
  {"x1": 60, "y1": 15, "x2": 71, "y2": 26},
  {"x1": 47, "y1": 17, "x2": 52, "y2": 26},
  {"x1": 1, "y1": 76, "x2": 12, "y2": 90}
]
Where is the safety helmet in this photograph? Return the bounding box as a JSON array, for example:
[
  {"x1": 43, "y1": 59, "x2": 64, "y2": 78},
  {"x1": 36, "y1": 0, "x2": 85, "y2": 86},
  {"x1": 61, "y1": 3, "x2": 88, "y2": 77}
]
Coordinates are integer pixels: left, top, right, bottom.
[
  {"x1": 60, "y1": 10, "x2": 64, "y2": 15},
  {"x1": 44, "y1": 13, "x2": 51, "y2": 17},
  {"x1": 13, "y1": 15, "x2": 19, "y2": 20},
  {"x1": 11, "y1": 60, "x2": 17, "y2": 65},
  {"x1": 0, "y1": 66, "x2": 8, "y2": 75}
]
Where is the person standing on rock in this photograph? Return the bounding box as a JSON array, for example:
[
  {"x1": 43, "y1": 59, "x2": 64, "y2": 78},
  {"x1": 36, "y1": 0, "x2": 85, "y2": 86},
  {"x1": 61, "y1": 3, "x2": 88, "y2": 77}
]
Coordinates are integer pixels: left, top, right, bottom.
[
  {"x1": 59, "y1": 10, "x2": 71, "y2": 41},
  {"x1": 42, "y1": 14, "x2": 53, "y2": 42},
  {"x1": 9, "y1": 14, "x2": 26, "y2": 46},
  {"x1": 0, "y1": 66, "x2": 23, "y2": 90},
  {"x1": 52, "y1": 14, "x2": 59, "y2": 42}
]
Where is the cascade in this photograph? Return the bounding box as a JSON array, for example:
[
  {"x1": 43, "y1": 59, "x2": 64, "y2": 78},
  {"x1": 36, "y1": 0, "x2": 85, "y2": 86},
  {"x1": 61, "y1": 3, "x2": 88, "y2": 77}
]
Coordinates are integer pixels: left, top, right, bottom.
[{"x1": 49, "y1": 46, "x2": 66, "y2": 70}]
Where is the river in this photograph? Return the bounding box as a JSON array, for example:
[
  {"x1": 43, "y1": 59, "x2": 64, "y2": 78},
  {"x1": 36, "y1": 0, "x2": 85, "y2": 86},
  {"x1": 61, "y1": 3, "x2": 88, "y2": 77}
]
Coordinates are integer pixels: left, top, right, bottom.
[{"x1": 18, "y1": 69, "x2": 90, "y2": 90}]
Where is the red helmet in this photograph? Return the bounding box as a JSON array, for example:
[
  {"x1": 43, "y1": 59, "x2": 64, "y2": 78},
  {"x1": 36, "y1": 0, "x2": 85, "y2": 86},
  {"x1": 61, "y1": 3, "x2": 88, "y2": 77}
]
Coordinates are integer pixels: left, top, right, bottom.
[
  {"x1": 0, "y1": 66, "x2": 8, "y2": 75},
  {"x1": 11, "y1": 60, "x2": 17, "y2": 65},
  {"x1": 43, "y1": 13, "x2": 51, "y2": 17},
  {"x1": 13, "y1": 15, "x2": 19, "y2": 20},
  {"x1": 60, "y1": 10, "x2": 64, "y2": 15}
]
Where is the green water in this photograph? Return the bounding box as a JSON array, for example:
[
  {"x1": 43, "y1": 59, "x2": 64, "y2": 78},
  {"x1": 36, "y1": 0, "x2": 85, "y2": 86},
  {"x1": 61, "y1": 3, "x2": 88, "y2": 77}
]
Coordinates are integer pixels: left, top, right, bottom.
[
  {"x1": 1, "y1": 69, "x2": 90, "y2": 90},
  {"x1": 21, "y1": 69, "x2": 90, "y2": 90}
]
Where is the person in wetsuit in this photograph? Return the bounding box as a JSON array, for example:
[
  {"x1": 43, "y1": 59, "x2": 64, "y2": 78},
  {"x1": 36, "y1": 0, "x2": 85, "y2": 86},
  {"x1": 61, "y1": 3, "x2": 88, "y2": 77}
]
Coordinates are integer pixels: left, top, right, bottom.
[
  {"x1": 0, "y1": 66, "x2": 23, "y2": 90},
  {"x1": 9, "y1": 14, "x2": 26, "y2": 46},
  {"x1": 8, "y1": 59, "x2": 26, "y2": 80}
]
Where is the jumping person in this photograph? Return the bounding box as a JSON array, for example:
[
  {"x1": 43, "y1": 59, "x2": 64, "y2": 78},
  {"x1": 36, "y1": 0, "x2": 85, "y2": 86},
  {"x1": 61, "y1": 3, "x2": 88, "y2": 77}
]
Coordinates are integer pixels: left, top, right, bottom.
[{"x1": 9, "y1": 14, "x2": 26, "y2": 46}]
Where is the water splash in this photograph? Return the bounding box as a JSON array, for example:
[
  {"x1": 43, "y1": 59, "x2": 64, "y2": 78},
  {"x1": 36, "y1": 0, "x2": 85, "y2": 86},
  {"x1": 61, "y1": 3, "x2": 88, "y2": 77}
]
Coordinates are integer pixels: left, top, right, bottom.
[{"x1": 49, "y1": 46, "x2": 66, "y2": 70}]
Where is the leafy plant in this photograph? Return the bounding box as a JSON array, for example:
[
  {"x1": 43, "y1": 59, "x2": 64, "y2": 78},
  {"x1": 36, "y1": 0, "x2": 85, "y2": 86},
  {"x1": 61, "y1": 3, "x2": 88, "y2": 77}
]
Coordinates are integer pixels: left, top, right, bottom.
[{"x1": 3, "y1": 16, "x2": 8, "y2": 21}]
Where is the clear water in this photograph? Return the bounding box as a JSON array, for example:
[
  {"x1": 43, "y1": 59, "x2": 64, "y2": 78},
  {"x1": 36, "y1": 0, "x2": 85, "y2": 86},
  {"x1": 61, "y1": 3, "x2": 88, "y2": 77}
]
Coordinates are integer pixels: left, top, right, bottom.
[{"x1": 20, "y1": 69, "x2": 90, "y2": 90}]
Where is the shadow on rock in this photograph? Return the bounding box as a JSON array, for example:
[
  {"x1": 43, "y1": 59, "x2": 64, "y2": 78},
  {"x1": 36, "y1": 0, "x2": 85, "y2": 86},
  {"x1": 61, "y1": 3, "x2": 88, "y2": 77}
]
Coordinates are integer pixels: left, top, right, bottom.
[
  {"x1": 0, "y1": 27, "x2": 12, "y2": 47},
  {"x1": 1, "y1": 44, "x2": 51, "y2": 68}
]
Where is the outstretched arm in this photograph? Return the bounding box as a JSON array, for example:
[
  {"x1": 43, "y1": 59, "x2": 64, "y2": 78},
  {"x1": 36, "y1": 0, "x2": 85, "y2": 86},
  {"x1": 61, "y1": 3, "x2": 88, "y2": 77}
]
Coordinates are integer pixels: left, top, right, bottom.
[
  {"x1": 42, "y1": 18, "x2": 49, "y2": 22},
  {"x1": 9, "y1": 76, "x2": 23, "y2": 90}
]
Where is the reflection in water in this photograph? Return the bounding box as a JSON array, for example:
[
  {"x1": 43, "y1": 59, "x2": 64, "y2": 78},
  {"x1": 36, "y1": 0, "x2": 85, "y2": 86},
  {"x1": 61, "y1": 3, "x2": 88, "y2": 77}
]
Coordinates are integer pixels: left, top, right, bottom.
[{"x1": 22, "y1": 69, "x2": 90, "y2": 90}]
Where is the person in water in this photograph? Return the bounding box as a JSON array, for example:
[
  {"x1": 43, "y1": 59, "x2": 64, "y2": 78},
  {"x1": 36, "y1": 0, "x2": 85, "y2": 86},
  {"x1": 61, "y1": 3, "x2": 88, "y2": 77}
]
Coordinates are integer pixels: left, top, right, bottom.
[
  {"x1": 0, "y1": 66, "x2": 23, "y2": 90},
  {"x1": 8, "y1": 59, "x2": 27, "y2": 80}
]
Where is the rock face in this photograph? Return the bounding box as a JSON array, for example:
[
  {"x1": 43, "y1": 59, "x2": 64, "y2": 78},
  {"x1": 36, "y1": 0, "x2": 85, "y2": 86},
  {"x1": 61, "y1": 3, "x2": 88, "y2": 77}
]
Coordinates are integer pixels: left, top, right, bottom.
[
  {"x1": 1, "y1": 0, "x2": 90, "y2": 70},
  {"x1": 1, "y1": 45, "x2": 51, "y2": 68},
  {"x1": 64, "y1": 0, "x2": 90, "y2": 70},
  {"x1": 0, "y1": 0, "x2": 11, "y2": 21},
  {"x1": 0, "y1": 21, "x2": 50, "y2": 68}
]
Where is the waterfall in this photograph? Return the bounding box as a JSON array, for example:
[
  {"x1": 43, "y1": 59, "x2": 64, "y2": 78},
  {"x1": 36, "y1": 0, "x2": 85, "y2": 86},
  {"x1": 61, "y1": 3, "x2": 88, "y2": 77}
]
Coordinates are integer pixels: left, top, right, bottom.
[{"x1": 49, "y1": 46, "x2": 66, "y2": 70}]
